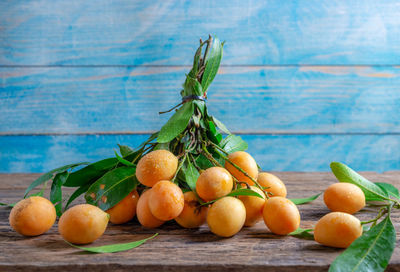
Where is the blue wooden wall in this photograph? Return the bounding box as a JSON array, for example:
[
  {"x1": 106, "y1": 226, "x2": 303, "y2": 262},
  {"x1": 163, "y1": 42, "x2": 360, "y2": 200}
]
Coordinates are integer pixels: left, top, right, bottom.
[{"x1": 1, "y1": 0, "x2": 400, "y2": 172}]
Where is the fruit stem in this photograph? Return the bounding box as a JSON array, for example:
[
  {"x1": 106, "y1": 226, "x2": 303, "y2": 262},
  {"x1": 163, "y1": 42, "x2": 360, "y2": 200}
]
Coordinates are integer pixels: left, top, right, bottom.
[
  {"x1": 201, "y1": 145, "x2": 223, "y2": 167},
  {"x1": 188, "y1": 153, "x2": 202, "y2": 172},
  {"x1": 209, "y1": 141, "x2": 229, "y2": 155},
  {"x1": 360, "y1": 206, "x2": 388, "y2": 225},
  {"x1": 172, "y1": 153, "x2": 187, "y2": 183}
]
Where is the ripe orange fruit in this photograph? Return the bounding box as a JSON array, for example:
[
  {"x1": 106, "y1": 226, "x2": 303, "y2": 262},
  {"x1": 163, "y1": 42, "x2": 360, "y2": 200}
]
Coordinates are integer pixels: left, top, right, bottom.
[
  {"x1": 175, "y1": 191, "x2": 208, "y2": 228},
  {"x1": 9, "y1": 196, "x2": 56, "y2": 236},
  {"x1": 238, "y1": 186, "x2": 266, "y2": 226},
  {"x1": 148, "y1": 180, "x2": 184, "y2": 221},
  {"x1": 314, "y1": 212, "x2": 362, "y2": 248},
  {"x1": 196, "y1": 167, "x2": 233, "y2": 202},
  {"x1": 257, "y1": 172, "x2": 287, "y2": 197},
  {"x1": 263, "y1": 197, "x2": 300, "y2": 235},
  {"x1": 106, "y1": 190, "x2": 139, "y2": 224},
  {"x1": 58, "y1": 204, "x2": 109, "y2": 244},
  {"x1": 323, "y1": 183, "x2": 365, "y2": 214},
  {"x1": 136, "y1": 189, "x2": 164, "y2": 228},
  {"x1": 136, "y1": 150, "x2": 178, "y2": 187},
  {"x1": 207, "y1": 196, "x2": 246, "y2": 237},
  {"x1": 224, "y1": 151, "x2": 258, "y2": 185}
]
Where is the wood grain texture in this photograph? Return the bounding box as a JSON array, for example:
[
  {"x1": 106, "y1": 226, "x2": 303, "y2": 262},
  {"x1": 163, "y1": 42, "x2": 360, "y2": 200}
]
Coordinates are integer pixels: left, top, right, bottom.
[
  {"x1": 1, "y1": 0, "x2": 400, "y2": 65},
  {"x1": 1, "y1": 134, "x2": 399, "y2": 173},
  {"x1": 2, "y1": 66, "x2": 400, "y2": 134},
  {"x1": 1, "y1": 172, "x2": 400, "y2": 271}
]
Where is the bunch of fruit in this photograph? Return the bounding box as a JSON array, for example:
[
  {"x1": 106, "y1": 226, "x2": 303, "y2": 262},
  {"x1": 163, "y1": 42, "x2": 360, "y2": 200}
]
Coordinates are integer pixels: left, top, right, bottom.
[{"x1": 9, "y1": 148, "x2": 366, "y2": 249}]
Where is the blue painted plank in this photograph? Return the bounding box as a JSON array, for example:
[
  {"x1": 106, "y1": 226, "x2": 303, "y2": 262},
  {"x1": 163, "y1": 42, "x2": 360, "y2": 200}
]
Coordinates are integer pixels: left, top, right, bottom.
[
  {"x1": 1, "y1": 0, "x2": 400, "y2": 65},
  {"x1": 1, "y1": 134, "x2": 399, "y2": 173},
  {"x1": 1, "y1": 66, "x2": 400, "y2": 134}
]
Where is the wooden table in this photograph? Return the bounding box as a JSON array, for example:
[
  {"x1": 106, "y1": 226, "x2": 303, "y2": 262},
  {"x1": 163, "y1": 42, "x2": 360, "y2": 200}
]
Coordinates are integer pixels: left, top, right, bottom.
[{"x1": 1, "y1": 172, "x2": 400, "y2": 271}]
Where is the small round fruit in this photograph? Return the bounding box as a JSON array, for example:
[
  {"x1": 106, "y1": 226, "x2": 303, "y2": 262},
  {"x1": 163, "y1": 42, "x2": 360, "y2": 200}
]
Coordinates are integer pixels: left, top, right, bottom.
[
  {"x1": 136, "y1": 150, "x2": 178, "y2": 187},
  {"x1": 257, "y1": 172, "x2": 287, "y2": 197},
  {"x1": 9, "y1": 196, "x2": 56, "y2": 236},
  {"x1": 106, "y1": 190, "x2": 139, "y2": 224},
  {"x1": 58, "y1": 204, "x2": 109, "y2": 244},
  {"x1": 225, "y1": 151, "x2": 258, "y2": 185},
  {"x1": 324, "y1": 183, "x2": 365, "y2": 214},
  {"x1": 196, "y1": 167, "x2": 233, "y2": 202},
  {"x1": 263, "y1": 197, "x2": 300, "y2": 235},
  {"x1": 136, "y1": 190, "x2": 164, "y2": 228},
  {"x1": 207, "y1": 196, "x2": 246, "y2": 237},
  {"x1": 175, "y1": 191, "x2": 208, "y2": 228},
  {"x1": 238, "y1": 186, "x2": 266, "y2": 226},
  {"x1": 148, "y1": 180, "x2": 184, "y2": 221},
  {"x1": 314, "y1": 212, "x2": 362, "y2": 248}
]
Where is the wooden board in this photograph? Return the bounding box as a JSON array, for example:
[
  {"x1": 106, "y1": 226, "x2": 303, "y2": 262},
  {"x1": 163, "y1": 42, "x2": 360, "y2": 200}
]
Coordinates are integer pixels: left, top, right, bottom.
[
  {"x1": 2, "y1": 66, "x2": 400, "y2": 134},
  {"x1": 1, "y1": 1, "x2": 400, "y2": 65},
  {"x1": 1, "y1": 134, "x2": 399, "y2": 173},
  {"x1": 0, "y1": 172, "x2": 400, "y2": 271}
]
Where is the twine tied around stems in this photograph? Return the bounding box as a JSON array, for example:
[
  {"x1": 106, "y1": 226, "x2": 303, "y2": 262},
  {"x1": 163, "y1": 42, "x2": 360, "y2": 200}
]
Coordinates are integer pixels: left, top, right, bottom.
[{"x1": 159, "y1": 95, "x2": 206, "y2": 114}]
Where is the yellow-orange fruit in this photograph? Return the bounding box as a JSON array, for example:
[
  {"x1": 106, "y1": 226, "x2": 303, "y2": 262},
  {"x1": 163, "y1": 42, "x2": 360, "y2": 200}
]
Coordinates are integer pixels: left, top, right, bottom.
[
  {"x1": 257, "y1": 172, "x2": 287, "y2": 198},
  {"x1": 9, "y1": 196, "x2": 56, "y2": 236},
  {"x1": 136, "y1": 150, "x2": 178, "y2": 187},
  {"x1": 324, "y1": 183, "x2": 365, "y2": 214},
  {"x1": 136, "y1": 190, "x2": 164, "y2": 228},
  {"x1": 207, "y1": 197, "x2": 246, "y2": 237},
  {"x1": 175, "y1": 191, "x2": 208, "y2": 228},
  {"x1": 106, "y1": 190, "x2": 139, "y2": 224},
  {"x1": 58, "y1": 204, "x2": 109, "y2": 244},
  {"x1": 148, "y1": 180, "x2": 184, "y2": 221},
  {"x1": 314, "y1": 212, "x2": 362, "y2": 248},
  {"x1": 263, "y1": 197, "x2": 300, "y2": 235},
  {"x1": 196, "y1": 167, "x2": 233, "y2": 202},
  {"x1": 238, "y1": 186, "x2": 266, "y2": 226},
  {"x1": 225, "y1": 151, "x2": 258, "y2": 185}
]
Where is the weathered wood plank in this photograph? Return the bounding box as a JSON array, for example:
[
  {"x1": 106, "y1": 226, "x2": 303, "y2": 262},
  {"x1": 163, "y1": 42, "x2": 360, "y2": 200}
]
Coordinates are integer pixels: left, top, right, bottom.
[
  {"x1": 2, "y1": 66, "x2": 400, "y2": 134},
  {"x1": 0, "y1": 172, "x2": 399, "y2": 271},
  {"x1": 1, "y1": 134, "x2": 399, "y2": 173},
  {"x1": 1, "y1": 0, "x2": 400, "y2": 65}
]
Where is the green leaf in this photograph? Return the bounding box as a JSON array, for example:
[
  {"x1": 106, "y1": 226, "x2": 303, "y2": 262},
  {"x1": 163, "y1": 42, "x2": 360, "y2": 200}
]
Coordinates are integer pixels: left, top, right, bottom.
[
  {"x1": 85, "y1": 167, "x2": 137, "y2": 211},
  {"x1": 64, "y1": 183, "x2": 92, "y2": 211},
  {"x1": 24, "y1": 162, "x2": 88, "y2": 197},
  {"x1": 64, "y1": 158, "x2": 118, "y2": 187},
  {"x1": 207, "y1": 121, "x2": 222, "y2": 144},
  {"x1": 193, "y1": 100, "x2": 205, "y2": 116},
  {"x1": 50, "y1": 171, "x2": 69, "y2": 216},
  {"x1": 329, "y1": 215, "x2": 396, "y2": 272},
  {"x1": 289, "y1": 228, "x2": 314, "y2": 239},
  {"x1": 227, "y1": 188, "x2": 264, "y2": 199},
  {"x1": 289, "y1": 193, "x2": 321, "y2": 205},
  {"x1": 195, "y1": 154, "x2": 214, "y2": 169},
  {"x1": 212, "y1": 116, "x2": 231, "y2": 134},
  {"x1": 330, "y1": 162, "x2": 389, "y2": 202},
  {"x1": 375, "y1": 182, "x2": 399, "y2": 199},
  {"x1": 114, "y1": 151, "x2": 135, "y2": 167},
  {"x1": 28, "y1": 180, "x2": 48, "y2": 198},
  {"x1": 220, "y1": 135, "x2": 248, "y2": 154},
  {"x1": 153, "y1": 142, "x2": 170, "y2": 151},
  {"x1": 181, "y1": 160, "x2": 199, "y2": 191},
  {"x1": 183, "y1": 75, "x2": 203, "y2": 96},
  {"x1": 123, "y1": 149, "x2": 144, "y2": 164},
  {"x1": 118, "y1": 144, "x2": 134, "y2": 157},
  {"x1": 201, "y1": 36, "x2": 223, "y2": 93},
  {"x1": 0, "y1": 202, "x2": 15, "y2": 207},
  {"x1": 157, "y1": 102, "x2": 194, "y2": 143},
  {"x1": 65, "y1": 233, "x2": 158, "y2": 253}
]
